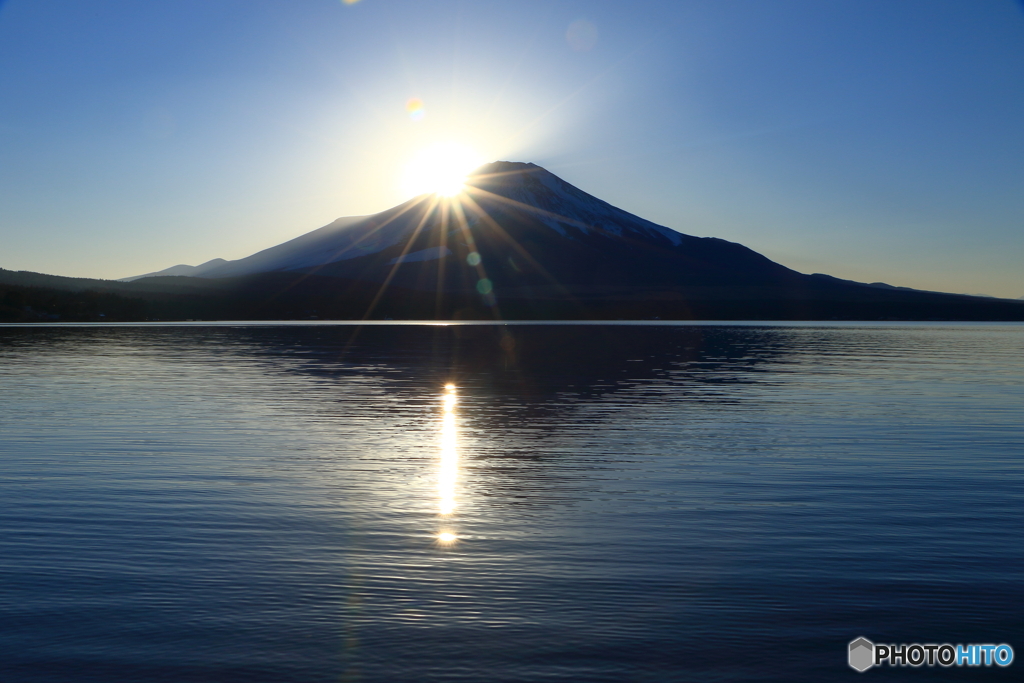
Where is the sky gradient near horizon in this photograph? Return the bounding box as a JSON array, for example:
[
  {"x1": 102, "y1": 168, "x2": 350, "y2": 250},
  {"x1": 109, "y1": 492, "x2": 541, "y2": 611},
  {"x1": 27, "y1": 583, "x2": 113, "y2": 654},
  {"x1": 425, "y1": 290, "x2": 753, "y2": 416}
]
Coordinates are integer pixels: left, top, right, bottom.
[{"x1": 1, "y1": 0, "x2": 1023, "y2": 297}]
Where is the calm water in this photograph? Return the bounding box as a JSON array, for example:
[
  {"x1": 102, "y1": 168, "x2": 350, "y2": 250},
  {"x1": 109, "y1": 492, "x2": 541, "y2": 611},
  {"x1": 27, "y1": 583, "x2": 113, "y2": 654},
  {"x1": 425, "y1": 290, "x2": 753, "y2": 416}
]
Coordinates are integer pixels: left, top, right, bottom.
[{"x1": 1, "y1": 322, "x2": 1021, "y2": 682}]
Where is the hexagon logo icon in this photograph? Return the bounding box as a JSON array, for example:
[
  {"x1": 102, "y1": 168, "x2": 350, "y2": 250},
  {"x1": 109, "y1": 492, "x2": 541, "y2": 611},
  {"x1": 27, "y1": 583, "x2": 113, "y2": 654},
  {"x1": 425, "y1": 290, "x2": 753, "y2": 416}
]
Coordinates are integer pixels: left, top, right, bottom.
[{"x1": 849, "y1": 637, "x2": 874, "y2": 672}]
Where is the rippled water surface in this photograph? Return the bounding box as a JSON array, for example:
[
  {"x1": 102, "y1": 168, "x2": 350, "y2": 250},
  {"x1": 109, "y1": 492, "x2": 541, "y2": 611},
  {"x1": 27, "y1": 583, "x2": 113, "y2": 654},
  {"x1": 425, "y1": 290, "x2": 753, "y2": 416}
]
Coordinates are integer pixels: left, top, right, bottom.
[{"x1": 1, "y1": 323, "x2": 1022, "y2": 682}]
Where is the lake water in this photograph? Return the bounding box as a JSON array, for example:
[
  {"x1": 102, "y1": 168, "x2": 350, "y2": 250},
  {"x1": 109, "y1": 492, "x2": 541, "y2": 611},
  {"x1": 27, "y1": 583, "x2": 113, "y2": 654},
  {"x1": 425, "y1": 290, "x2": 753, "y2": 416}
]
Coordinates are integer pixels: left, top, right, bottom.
[{"x1": 1, "y1": 322, "x2": 1021, "y2": 682}]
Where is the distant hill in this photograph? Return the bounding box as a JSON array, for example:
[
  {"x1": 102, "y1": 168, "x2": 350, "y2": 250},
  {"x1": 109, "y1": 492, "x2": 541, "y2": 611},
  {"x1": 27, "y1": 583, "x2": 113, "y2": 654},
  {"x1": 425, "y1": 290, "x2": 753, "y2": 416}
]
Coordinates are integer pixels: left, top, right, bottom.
[
  {"x1": 4, "y1": 162, "x2": 1024, "y2": 322},
  {"x1": 119, "y1": 258, "x2": 227, "y2": 282}
]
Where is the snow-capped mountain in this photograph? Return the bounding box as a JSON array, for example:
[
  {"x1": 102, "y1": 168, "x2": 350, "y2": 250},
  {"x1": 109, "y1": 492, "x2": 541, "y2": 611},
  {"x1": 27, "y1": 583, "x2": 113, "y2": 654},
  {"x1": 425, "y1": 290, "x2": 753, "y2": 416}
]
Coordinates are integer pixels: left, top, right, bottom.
[
  {"x1": 131, "y1": 162, "x2": 800, "y2": 296},
  {"x1": 15, "y1": 163, "x2": 1024, "y2": 321}
]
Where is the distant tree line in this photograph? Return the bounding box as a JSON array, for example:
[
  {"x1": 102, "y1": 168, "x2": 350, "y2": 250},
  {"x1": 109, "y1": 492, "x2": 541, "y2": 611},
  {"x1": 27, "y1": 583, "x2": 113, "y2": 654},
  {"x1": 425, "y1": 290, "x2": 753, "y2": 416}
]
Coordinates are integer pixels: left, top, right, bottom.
[
  {"x1": 2, "y1": 269, "x2": 1023, "y2": 322},
  {"x1": 0, "y1": 283, "x2": 149, "y2": 322}
]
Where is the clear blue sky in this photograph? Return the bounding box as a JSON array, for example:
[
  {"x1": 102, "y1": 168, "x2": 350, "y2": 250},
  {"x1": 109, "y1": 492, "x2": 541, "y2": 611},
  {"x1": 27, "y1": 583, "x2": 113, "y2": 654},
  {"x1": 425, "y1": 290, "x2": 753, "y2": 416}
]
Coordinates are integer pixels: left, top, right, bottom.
[{"x1": 2, "y1": 0, "x2": 1022, "y2": 297}]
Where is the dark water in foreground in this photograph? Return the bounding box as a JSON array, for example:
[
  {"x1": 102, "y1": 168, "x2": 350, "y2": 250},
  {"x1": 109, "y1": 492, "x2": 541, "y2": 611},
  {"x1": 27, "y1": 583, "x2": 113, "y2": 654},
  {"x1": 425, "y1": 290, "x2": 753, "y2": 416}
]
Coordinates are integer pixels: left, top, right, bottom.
[{"x1": 1, "y1": 322, "x2": 1021, "y2": 682}]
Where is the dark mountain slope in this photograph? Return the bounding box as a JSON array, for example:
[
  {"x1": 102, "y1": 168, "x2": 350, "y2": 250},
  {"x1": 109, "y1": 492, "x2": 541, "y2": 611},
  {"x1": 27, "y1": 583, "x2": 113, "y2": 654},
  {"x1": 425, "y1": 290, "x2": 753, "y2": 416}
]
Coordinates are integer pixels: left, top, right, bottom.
[{"x1": 251, "y1": 162, "x2": 803, "y2": 294}]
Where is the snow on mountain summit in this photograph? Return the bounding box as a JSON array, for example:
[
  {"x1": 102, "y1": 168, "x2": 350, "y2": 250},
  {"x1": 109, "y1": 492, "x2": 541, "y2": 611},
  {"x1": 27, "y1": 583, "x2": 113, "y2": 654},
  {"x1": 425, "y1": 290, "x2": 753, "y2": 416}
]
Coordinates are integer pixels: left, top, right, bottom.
[{"x1": 467, "y1": 162, "x2": 685, "y2": 245}]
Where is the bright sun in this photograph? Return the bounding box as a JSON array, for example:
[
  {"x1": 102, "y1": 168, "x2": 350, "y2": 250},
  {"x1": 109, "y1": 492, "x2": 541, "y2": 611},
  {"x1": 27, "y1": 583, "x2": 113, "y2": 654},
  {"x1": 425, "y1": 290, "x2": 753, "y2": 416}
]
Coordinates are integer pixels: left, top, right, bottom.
[{"x1": 402, "y1": 142, "x2": 484, "y2": 198}]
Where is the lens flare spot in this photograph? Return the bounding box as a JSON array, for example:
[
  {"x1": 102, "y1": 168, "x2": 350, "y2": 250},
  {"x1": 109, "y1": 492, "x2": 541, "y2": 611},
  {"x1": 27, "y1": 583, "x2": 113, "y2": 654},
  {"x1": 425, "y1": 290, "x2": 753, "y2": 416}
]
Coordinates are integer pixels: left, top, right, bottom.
[
  {"x1": 476, "y1": 278, "x2": 493, "y2": 295},
  {"x1": 466, "y1": 252, "x2": 482, "y2": 266},
  {"x1": 406, "y1": 97, "x2": 425, "y2": 121}
]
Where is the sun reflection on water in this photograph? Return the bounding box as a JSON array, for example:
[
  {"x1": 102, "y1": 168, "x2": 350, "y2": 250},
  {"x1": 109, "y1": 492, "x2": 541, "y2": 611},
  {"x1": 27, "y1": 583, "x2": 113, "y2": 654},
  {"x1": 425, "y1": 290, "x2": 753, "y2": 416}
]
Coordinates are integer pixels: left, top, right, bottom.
[{"x1": 437, "y1": 384, "x2": 459, "y2": 531}]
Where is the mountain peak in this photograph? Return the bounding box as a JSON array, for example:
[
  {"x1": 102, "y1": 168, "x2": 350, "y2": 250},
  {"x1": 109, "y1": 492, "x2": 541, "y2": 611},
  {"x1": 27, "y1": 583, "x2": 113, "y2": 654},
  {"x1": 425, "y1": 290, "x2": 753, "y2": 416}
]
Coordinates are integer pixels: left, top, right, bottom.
[
  {"x1": 471, "y1": 161, "x2": 540, "y2": 175},
  {"x1": 462, "y1": 161, "x2": 689, "y2": 247}
]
